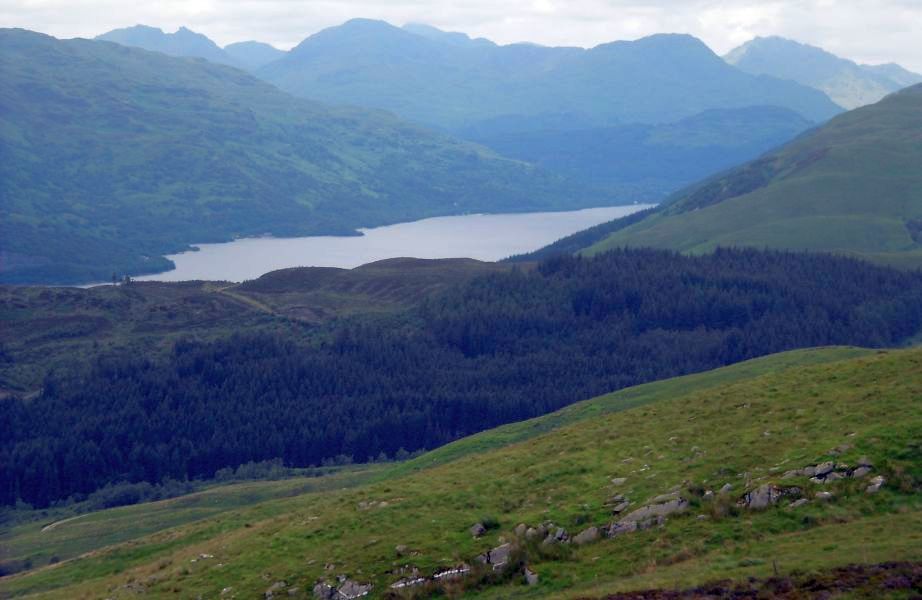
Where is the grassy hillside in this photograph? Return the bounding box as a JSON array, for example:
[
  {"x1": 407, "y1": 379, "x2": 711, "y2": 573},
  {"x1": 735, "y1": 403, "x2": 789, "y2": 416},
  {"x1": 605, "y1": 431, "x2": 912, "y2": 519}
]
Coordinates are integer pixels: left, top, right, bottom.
[
  {"x1": 0, "y1": 29, "x2": 597, "y2": 285},
  {"x1": 587, "y1": 84, "x2": 922, "y2": 265},
  {"x1": 3, "y1": 345, "x2": 920, "y2": 598}
]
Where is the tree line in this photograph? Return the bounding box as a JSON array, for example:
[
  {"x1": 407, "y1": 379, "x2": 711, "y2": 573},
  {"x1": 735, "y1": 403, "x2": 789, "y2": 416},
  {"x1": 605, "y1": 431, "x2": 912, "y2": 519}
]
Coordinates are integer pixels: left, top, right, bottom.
[{"x1": 3, "y1": 247, "x2": 922, "y2": 507}]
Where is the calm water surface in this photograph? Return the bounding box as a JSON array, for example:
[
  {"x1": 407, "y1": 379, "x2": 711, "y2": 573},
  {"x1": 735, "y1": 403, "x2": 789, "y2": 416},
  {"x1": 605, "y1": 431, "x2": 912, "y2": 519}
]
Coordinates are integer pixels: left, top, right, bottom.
[{"x1": 136, "y1": 205, "x2": 652, "y2": 283}]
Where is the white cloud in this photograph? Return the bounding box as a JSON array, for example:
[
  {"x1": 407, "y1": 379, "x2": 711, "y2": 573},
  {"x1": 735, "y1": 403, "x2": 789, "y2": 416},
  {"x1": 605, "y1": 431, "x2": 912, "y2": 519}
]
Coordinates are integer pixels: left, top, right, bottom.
[{"x1": 0, "y1": 0, "x2": 919, "y2": 70}]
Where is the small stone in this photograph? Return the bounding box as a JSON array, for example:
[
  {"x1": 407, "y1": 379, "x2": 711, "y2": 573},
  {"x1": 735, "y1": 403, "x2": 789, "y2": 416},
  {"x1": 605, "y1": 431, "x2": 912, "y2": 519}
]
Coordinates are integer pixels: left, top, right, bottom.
[
  {"x1": 266, "y1": 581, "x2": 287, "y2": 599},
  {"x1": 470, "y1": 523, "x2": 487, "y2": 538},
  {"x1": 802, "y1": 466, "x2": 816, "y2": 477},
  {"x1": 288, "y1": 588, "x2": 300, "y2": 597},
  {"x1": 395, "y1": 545, "x2": 408, "y2": 556},
  {"x1": 852, "y1": 466, "x2": 872, "y2": 478},
  {"x1": 815, "y1": 491, "x2": 834, "y2": 501},
  {"x1": 696, "y1": 514, "x2": 709, "y2": 520},
  {"x1": 866, "y1": 475, "x2": 885, "y2": 494},
  {"x1": 610, "y1": 501, "x2": 630, "y2": 514},
  {"x1": 824, "y1": 472, "x2": 844, "y2": 482},
  {"x1": 313, "y1": 583, "x2": 336, "y2": 600},
  {"x1": 524, "y1": 567, "x2": 539, "y2": 586},
  {"x1": 611, "y1": 477, "x2": 627, "y2": 486},
  {"x1": 525, "y1": 527, "x2": 539, "y2": 541},
  {"x1": 857, "y1": 456, "x2": 874, "y2": 468},
  {"x1": 649, "y1": 492, "x2": 680, "y2": 504},
  {"x1": 719, "y1": 483, "x2": 733, "y2": 494},
  {"x1": 788, "y1": 498, "x2": 809, "y2": 509},
  {"x1": 514, "y1": 523, "x2": 528, "y2": 538}
]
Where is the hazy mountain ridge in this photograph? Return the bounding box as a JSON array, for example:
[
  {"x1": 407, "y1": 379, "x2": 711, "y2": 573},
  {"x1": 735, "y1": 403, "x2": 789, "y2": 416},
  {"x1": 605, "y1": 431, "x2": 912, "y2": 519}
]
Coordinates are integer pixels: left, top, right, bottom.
[
  {"x1": 96, "y1": 24, "x2": 241, "y2": 66},
  {"x1": 257, "y1": 19, "x2": 841, "y2": 129},
  {"x1": 725, "y1": 36, "x2": 922, "y2": 109},
  {"x1": 224, "y1": 40, "x2": 285, "y2": 69}
]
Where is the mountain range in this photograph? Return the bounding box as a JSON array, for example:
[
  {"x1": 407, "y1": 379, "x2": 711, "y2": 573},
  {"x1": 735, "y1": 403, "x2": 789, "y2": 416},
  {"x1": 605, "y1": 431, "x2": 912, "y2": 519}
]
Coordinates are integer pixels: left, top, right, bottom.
[
  {"x1": 576, "y1": 84, "x2": 922, "y2": 266},
  {"x1": 257, "y1": 19, "x2": 840, "y2": 130},
  {"x1": 725, "y1": 36, "x2": 922, "y2": 110},
  {"x1": 0, "y1": 28, "x2": 597, "y2": 285}
]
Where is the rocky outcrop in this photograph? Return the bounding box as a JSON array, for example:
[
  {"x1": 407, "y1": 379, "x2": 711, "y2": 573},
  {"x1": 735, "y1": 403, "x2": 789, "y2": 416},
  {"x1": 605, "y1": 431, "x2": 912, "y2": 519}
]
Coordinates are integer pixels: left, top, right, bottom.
[
  {"x1": 739, "y1": 484, "x2": 801, "y2": 510},
  {"x1": 476, "y1": 543, "x2": 513, "y2": 571},
  {"x1": 572, "y1": 526, "x2": 601, "y2": 545},
  {"x1": 313, "y1": 579, "x2": 371, "y2": 599}
]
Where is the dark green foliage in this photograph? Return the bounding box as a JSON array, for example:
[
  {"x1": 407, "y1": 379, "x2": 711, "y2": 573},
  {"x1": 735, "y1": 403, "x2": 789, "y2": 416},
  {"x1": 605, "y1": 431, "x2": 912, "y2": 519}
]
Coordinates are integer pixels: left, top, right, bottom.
[
  {"x1": 3, "y1": 248, "x2": 922, "y2": 507},
  {"x1": 0, "y1": 29, "x2": 601, "y2": 284}
]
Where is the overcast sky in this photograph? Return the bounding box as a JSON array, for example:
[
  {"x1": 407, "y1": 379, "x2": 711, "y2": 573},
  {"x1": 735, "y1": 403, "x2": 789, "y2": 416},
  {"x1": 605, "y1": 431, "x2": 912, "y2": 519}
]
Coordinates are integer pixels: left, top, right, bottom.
[{"x1": 1, "y1": 0, "x2": 920, "y2": 71}]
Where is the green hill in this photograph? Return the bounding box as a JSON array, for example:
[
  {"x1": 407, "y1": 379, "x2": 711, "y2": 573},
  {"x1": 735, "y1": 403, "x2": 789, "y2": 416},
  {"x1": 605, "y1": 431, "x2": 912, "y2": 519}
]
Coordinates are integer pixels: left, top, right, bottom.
[
  {"x1": 2, "y1": 345, "x2": 920, "y2": 598},
  {"x1": 0, "y1": 29, "x2": 598, "y2": 285},
  {"x1": 586, "y1": 84, "x2": 922, "y2": 266}
]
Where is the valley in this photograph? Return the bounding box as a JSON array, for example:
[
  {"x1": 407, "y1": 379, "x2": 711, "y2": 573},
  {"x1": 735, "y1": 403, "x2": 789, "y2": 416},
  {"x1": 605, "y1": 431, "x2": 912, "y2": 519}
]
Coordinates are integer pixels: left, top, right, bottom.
[{"x1": 2, "y1": 10, "x2": 921, "y2": 600}]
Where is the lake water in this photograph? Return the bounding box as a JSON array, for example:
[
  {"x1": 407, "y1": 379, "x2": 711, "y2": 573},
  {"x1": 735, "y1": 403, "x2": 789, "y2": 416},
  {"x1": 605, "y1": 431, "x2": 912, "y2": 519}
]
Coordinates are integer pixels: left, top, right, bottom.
[{"x1": 136, "y1": 205, "x2": 652, "y2": 283}]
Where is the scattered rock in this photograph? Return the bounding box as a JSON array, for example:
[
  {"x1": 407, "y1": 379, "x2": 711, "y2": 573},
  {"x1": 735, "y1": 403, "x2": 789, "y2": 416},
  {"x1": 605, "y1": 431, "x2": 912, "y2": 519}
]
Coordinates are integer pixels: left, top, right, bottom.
[
  {"x1": 514, "y1": 523, "x2": 527, "y2": 538},
  {"x1": 478, "y1": 543, "x2": 513, "y2": 571},
  {"x1": 815, "y1": 491, "x2": 834, "y2": 502},
  {"x1": 266, "y1": 581, "x2": 287, "y2": 599},
  {"x1": 524, "y1": 567, "x2": 539, "y2": 586},
  {"x1": 741, "y1": 484, "x2": 802, "y2": 510},
  {"x1": 815, "y1": 462, "x2": 836, "y2": 477},
  {"x1": 788, "y1": 498, "x2": 809, "y2": 509},
  {"x1": 470, "y1": 523, "x2": 487, "y2": 538},
  {"x1": 866, "y1": 475, "x2": 886, "y2": 494},
  {"x1": 852, "y1": 466, "x2": 873, "y2": 479},
  {"x1": 719, "y1": 483, "x2": 733, "y2": 494},
  {"x1": 572, "y1": 527, "x2": 600, "y2": 545},
  {"x1": 524, "y1": 527, "x2": 539, "y2": 541},
  {"x1": 649, "y1": 492, "x2": 680, "y2": 504},
  {"x1": 610, "y1": 501, "x2": 631, "y2": 514},
  {"x1": 337, "y1": 580, "x2": 372, "y2": 599},
  {"x1": 313, "y1": 582, "x2": 336, "y2": 599},
  {"x1": 702, "y1": 490, "x2": 714, "y2": 500},
  {"x1": 607, "y1": 520, "x2": 638, "y2": 537},
  {"x1": 394, "y1": 545, "x2": 408, "y2": 557},
  {"x1": 620, "y1": 497, "x2": 689, "y2": 524},
  {"x1": 611, "y1": 477, "x2": 627, "y2": 486},
  {"x1": 857, "y1": 456, "x2": 874, "y2": 468}
]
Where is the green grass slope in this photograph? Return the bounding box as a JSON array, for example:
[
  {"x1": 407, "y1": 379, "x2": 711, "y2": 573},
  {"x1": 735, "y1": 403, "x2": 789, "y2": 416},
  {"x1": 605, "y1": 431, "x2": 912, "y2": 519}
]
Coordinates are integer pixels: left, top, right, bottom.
[
  {"x1": 6, "y1": 345, "x2": 922, "y2": 599},
  {"x1": 587, "y1": 84, "x2": 922, "y2": 266},
  {"x1": 0, "y1": 29, "x2": 599, "y2": 285}
]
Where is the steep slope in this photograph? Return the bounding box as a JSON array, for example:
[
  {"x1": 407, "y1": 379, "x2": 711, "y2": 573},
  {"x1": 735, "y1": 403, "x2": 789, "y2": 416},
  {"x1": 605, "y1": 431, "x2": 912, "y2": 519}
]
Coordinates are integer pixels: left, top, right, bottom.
[
  {"x1": 3, "y1": 346, "x2": 919, "y2": 598},
  {"x1": 586, "y1": 84, "x2": 922, "y2": 266},
  {"x1": 96, "y1": 24, "x2": 239, "y2": 67},
  {"x1": 468, "y1": 106, "x2": 814, "y2": 198},
  {"x1": 0, "y1": 29, "x2": 598, "y2": 284},
  {"x1": 223, "y1": 40, "x2": 285, "y2": 70},
  {"x1": 725, "y1": 36, "x2": 922, "y2": 109},
  {"x1": 258, "y1": 20, "x2": 841, "y2": 130}
]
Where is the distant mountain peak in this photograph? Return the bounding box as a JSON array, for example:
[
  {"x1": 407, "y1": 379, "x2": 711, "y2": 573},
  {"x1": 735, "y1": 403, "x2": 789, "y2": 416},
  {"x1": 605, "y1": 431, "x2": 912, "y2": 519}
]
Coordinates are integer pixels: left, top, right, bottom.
[
  {"x1": 96, "y1": 24, "x2": 239, "y2": 67},
  {"x1": 725, "y1": 36, "x2": 922, "y2": 109}
]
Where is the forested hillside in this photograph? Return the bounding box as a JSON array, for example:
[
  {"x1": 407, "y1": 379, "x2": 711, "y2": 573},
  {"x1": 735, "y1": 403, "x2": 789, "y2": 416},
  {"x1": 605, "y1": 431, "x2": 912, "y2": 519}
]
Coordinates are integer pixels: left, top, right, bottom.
[
  {"x1": 0, "y1": 29, "x2": 596, "y2": 285},
  {"x1": 4, "y1": 248, "x2": 922, "y2": 507}
]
